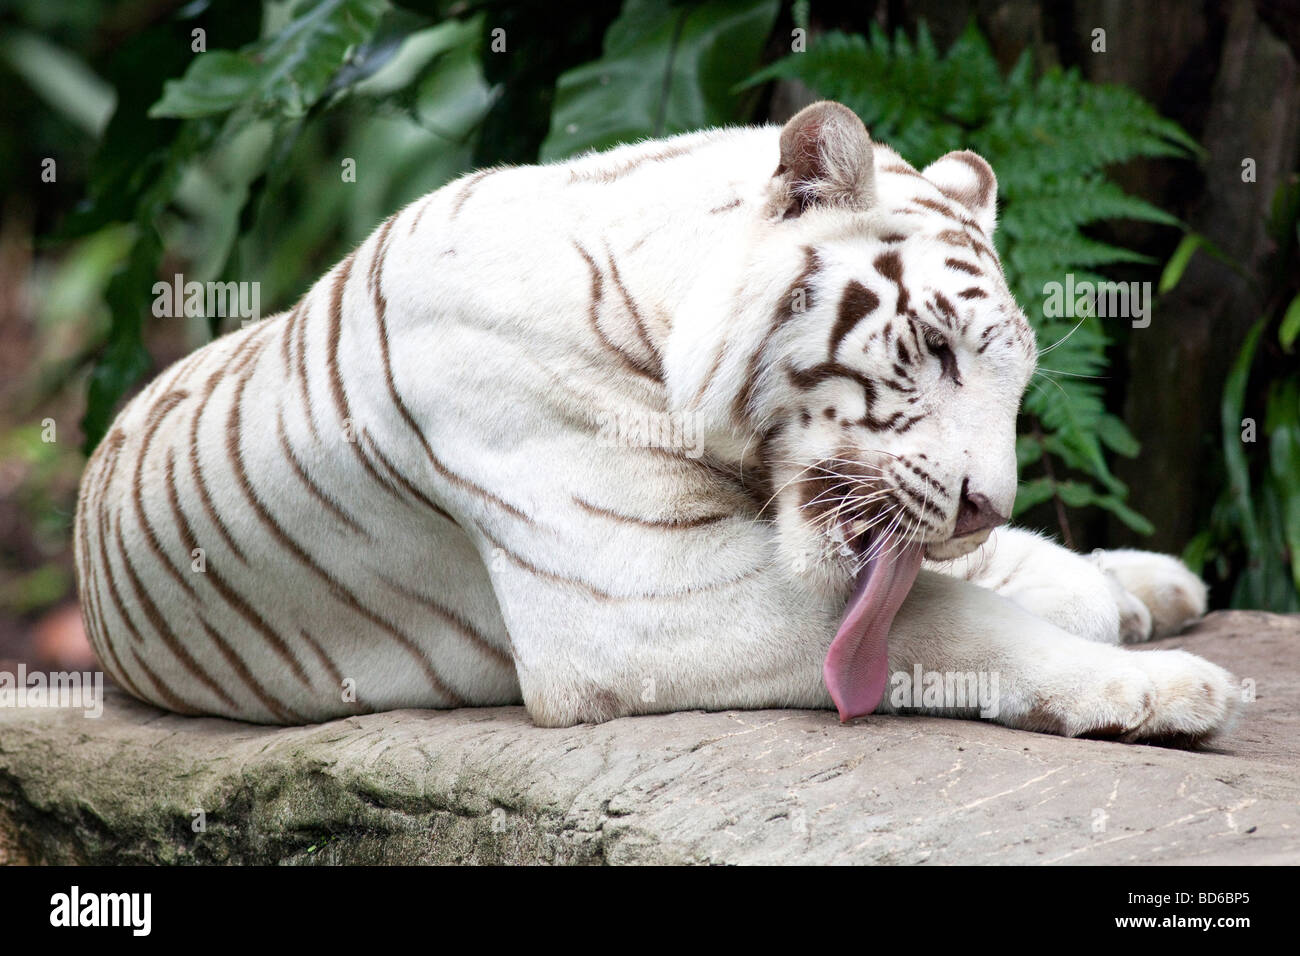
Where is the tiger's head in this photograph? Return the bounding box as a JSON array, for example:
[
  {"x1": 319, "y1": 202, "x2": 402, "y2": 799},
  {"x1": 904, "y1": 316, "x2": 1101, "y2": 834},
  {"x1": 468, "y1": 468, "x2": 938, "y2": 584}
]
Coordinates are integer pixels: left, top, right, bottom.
[
  {"x1": 668, "y1": 102, "x2": 1037, "y2": 717},
  {"x1": 673, "y1": 101, "x2": 1037, "y2": 590}
]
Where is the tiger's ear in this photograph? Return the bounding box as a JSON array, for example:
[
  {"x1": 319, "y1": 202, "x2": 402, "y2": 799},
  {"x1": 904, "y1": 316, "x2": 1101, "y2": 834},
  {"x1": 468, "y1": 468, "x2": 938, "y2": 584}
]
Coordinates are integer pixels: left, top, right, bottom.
[
  {"x1": 922, "y1": 150, "x2": 998, "y2": 235},
  {"x1": 770, "y1": 101, "x2": 876, "y2": 219}
]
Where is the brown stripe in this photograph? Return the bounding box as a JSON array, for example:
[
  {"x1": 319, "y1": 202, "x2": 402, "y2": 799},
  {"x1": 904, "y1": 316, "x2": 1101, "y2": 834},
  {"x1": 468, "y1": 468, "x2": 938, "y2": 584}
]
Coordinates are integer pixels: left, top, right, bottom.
[
  {"x1": 874, "y1": 250, "x2": 910, "y2": 316},
  {"x1": 380, "y1": 575, "x2": 513, "y2": 668},
  {"x1": 733, "y1": 246, "x2": 819, "y2": 422},
  {"x1": 361, "y1": 429, "x2": 457, "y2": 525},
  {"x1": 709, "y1": 198, "x2": 742, "y2": 214},
  {"x1": 690, "y1": 344, "x2": 727, "y2": 407},
  {"x1": 196, "y1": 615, "x2": 301, "y2": 723},
  {"x1": 881, "y1": 163, "x2": 924, "y2": 178},
  {"x1": 568, "y1": 142, "x2": 695, "y2": 184},
  {"x1": 912, "y1": 196, "x2": 962, "y2": 220},
  {"x1": 129, "y1": 648, "x2": 203, "y2": 715},
  {"x1": 450, "y1": 168, "x2": 496, "y2": 220},
  {"x1": 166, "y1": 442, "x2": 313, "y2": 689},
  {"x1": 79, "y1": 437, "x2": 147, "y2": 700},
  {"x1": 892, "y1": 474, "x2": 947, "y2": 521},
  {"x1": 945, "y1": 258, "x2": 980, "y2": 275},
  {"x1": 829, "y1": 280, "x2": 880, "y2": 357},
  {"x1": 477, "y1": 522, "x2": 760, "y2": 602},
  {"x1": 279, "y1": 304, "x2": 293, "y2": 372},
  {"x1": 111, "y1": 517, "x2": 240, "y2": 713},
  {"x1": 189, "y1": 366, "x2": 249, "y2": 564},
  {"x1": 290, "y1": 292, "x2": 322, "y2": 445},
  {"x1": 571, "y1": 495, "x2": 730, "y2": 530},
  {"x1": 323, "y1": 253, "x2": 409, "y2": 501},
  {"x1": 298, "y1": 628, "x2": 346, "y2": 695},
  {"x1": 408, "y1": 195, "x2": 436, "y2": 236},
  {"x1": 607, "y1": 251, "x2": 664, "y2": 380},
  {"x1": 227, "y1": 353, "x2": 463, "y2": 705},
  {"x1": 958, "y1": 287, "x2": 987, "y2": 299},
  {"x1": 573, "y1": 240, "x2": 662, "y2": 383},
  {"x1": 276, "y1": 406, "x2": 369, "y2": 537},
  {"x1": 131, "y1": 389, "x2": 197, "y2": 600},
  {"x1": 362, "y1": 222, "x2": 533, "y2": 524},
  {"x1": 92, "y1": 435, "x2": 147, "y2": 650}
]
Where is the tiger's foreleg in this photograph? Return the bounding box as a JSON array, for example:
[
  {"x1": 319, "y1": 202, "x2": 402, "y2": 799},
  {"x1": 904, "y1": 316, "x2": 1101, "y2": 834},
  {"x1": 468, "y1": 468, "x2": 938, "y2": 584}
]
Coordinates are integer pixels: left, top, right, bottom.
[
  {"x1": 933, "y1": 527, "x2": 1207, "y2": 645},
  {"x1": 878, "y1": 570, "x2": 1237, "y2": 743}
]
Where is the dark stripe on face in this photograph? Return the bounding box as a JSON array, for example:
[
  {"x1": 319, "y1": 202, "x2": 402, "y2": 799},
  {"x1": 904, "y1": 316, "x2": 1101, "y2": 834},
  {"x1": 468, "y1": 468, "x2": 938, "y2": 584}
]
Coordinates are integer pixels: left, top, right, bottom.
[
  {"x1": 786, "y1": 361, "x2": 927, "y2": 433},
  {"x1": 958, "y1": 287, "x2": 987, "y2": 299},
  {"x1": 829, "y1": 281, "x2": 880, "y2": 357},
  {"x1": 873, "y1": 250, "x2": 911, "y2": 316},
  {"x1": 912, "y1": 196, "x2": 962, "y2": 220},
  {"x1": 892, "y1": 473, "x2": 948, "y2": 521},
  {"x1": 945, "y1": 258, "x2": 980, "y2": 275},
  {"x1": 933, "y1": 292, "x2": 957, "y2": 319}
]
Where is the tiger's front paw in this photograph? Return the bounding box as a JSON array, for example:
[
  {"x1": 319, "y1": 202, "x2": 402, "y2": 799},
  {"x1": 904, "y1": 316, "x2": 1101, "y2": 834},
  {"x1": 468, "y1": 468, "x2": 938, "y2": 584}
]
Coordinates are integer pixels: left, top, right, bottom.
[
  {"x1": 1090, "y1": 548, "x2": 1208, "y2": 641},
  {"x1": 1019, "y1": 648, "x2": 1237, "y2": 745}
]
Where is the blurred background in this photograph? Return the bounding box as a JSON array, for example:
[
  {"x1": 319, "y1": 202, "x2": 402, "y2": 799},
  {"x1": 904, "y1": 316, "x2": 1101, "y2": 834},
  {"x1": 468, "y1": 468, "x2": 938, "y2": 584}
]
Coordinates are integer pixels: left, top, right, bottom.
[{"x1": 1, "y1": 0, "x2": 1297, "y2": 679}]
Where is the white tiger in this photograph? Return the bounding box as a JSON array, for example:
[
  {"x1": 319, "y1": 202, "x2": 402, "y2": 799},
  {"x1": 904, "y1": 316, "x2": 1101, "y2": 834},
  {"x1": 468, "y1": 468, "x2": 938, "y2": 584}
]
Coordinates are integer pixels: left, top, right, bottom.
[{"x1": 74, "y1": 101, "x2": 1237, "y2": 743}]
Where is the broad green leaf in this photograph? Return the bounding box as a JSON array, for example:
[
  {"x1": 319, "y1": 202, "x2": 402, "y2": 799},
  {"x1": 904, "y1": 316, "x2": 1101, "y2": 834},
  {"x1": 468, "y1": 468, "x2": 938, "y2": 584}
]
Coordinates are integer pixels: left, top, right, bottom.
[
  {"x1": 540, "y1": 0, "x2": 778, "y2": 160},
  {"x1": 151, "y1": 0, "x2": 386, "y2": 120}
]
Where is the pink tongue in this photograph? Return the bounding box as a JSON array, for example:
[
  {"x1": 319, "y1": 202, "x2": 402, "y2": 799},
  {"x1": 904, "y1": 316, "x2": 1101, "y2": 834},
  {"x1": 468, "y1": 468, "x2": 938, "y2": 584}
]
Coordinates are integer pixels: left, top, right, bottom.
[{"x1": 823, "y1": 541, "x2": 925, "y2": 722}]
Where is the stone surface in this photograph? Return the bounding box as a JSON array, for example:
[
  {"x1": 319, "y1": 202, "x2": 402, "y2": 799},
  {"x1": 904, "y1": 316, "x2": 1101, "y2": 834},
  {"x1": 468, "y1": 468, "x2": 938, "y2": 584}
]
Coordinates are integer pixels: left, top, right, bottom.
[{"x1": 1, "y1": 610, "x2": 1297, "y2": 865}]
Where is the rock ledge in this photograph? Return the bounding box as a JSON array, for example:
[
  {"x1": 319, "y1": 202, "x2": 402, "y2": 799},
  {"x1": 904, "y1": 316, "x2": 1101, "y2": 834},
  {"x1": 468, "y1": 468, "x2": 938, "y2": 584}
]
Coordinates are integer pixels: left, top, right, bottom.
[{"x1": 1, "y1": 611, "x2": 1296, "y2": 864}]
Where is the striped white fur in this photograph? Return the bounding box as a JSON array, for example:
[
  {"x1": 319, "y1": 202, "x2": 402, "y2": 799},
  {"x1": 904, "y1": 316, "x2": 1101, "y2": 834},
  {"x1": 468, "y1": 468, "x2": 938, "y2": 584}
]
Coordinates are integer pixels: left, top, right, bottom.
[{"x1": 76, "y1": 102, "x2": 1236, "y2": 742}]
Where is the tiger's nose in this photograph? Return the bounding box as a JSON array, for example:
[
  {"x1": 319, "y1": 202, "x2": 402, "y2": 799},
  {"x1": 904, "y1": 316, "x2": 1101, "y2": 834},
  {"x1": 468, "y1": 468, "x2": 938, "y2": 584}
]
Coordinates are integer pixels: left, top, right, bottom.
[{"x1": 953, "y1": 480, "x2": 1007, "y2": 537}]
